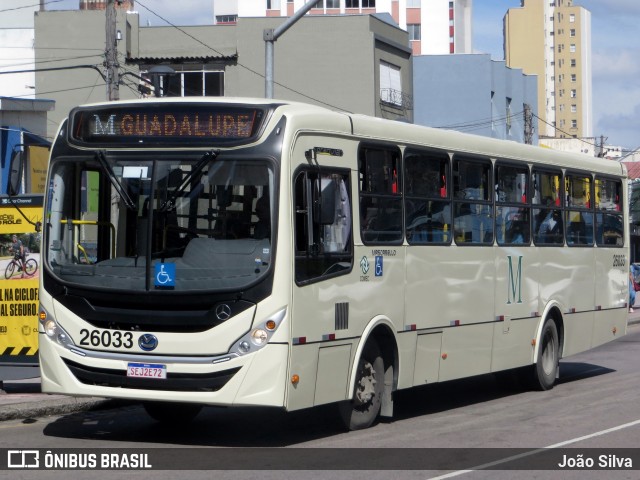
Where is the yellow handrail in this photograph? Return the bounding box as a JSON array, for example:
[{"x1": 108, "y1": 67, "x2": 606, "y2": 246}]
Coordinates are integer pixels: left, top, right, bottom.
[{"x1": 61, "y1": 219, "x2": 116, "y2": 258}]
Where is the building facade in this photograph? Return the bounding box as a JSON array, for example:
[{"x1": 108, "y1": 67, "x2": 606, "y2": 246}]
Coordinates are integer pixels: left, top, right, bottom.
[
  {"x1": 212, "y1": 0, "x2": 472, "y2": 55},
  {"x1": 33, "y1": 10, "x2": 412, "y2": 139},
  {"x1": 504, "y1": 0, "x2": 592, "y2": 140},
  {"x1": 413, "y1": 54, "x2": 538, "y2": 144},
  {"x1": 0, "y1": 0, "x2": 41, "y2": 99}
]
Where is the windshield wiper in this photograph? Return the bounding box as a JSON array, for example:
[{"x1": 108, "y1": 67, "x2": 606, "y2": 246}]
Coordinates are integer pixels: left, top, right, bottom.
[
  {"x1": 159, "y1": 149, "x2": 219, "y2": 212},
  {"x1": 95, "y1": 150, "x2": 137, "y2": 211}
]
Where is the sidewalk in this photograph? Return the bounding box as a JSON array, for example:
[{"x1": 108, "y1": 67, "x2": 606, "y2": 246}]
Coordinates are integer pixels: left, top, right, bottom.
[
  {"x1": 0, "y1": 377, "x2": 119, "y2": 422},
  {"x1": 1, "y1": 312, "x2": 639, "y2": 423}
]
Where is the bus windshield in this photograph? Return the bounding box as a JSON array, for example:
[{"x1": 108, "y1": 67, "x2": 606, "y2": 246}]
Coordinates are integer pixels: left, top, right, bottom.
[{"x1": 45, "y1": 152, "x2": 275, "y2": 292}]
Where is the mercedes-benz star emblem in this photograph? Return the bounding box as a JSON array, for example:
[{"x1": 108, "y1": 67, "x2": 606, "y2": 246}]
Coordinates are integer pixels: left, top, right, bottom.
[
  {"x1": 138, "y1": 334, "x2": 158, "y2": 352},
  {"x1": 215, "y1": 304, "x2": 232, "y2": 321}
]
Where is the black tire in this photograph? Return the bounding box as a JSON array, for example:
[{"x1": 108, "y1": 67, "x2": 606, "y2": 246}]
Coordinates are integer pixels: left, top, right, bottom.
[
  {"x1": 24, "y1": 258, "x2": 38, "y2": 276},
  {"x1": 143, "y1": 401, "x2": 203, "y2": 424},
  {"x1": 531, "y1": 319, "x2": 559, "y2": 391},
  {"x1": 5, "y1": 261, "x2": 15, "y2": 279},
  {"x1": 339, "y1": 340, "x2": 384, "y2": 431}
]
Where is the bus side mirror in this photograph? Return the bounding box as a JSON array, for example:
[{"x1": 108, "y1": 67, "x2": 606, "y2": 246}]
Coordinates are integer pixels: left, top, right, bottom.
[{"x1": 8, "y1": 149, "x2": 24, "y2": 196}]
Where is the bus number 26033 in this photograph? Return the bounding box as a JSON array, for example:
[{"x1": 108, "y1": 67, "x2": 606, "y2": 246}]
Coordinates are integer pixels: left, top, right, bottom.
[
  {"x1": 613, "y1": 255, "x2": 627, "y2": 268},
  {"x1": 79, "y1": 329, "x2": 134, "y2": 349}
]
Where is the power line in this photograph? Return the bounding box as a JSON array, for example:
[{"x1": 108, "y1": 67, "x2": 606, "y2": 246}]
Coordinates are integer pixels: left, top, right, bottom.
[
  {"x1": 531, "y1": 113, "x2": 601, "y2": 150},
  {"x1": 134, "y1": 0, "x2": 351, "y2": 112},
  {"x1": 0, "y1": 0, "x2": 65, "y2": 14}
]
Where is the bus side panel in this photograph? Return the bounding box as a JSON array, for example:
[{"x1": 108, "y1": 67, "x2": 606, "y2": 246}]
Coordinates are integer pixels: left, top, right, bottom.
[
  {"x1": 314, "y1": 344, "x2": 352, "y2": 406},
  {"x1": 439, "y1": 323, "x2": 493, "y2": 382},
  {"x1": 406, "y1": 245, "x2": 494, "y2": 383},
  {"x1": 412, "y1": 332, "x2": 442, "y2": 385},
  {"x1": 592, "y1": 248, "x2": 628, "y2": 348},
  {"x1": 491, "y1": 247, "x2": 540, "y2": 371},
  {"x1": 540, "y1": 248, "x2": 595, "y2": 357}
]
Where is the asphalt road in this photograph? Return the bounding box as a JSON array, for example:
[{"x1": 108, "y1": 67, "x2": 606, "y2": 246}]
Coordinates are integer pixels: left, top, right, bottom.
[{"x1": 1, "y1": 324, "x2": 640, "y2": 480}]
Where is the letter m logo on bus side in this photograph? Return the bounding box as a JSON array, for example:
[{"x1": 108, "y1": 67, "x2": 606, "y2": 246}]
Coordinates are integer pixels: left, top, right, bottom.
[{"x1": 507, "y1": 255, "x2": 523, "y2": 305}]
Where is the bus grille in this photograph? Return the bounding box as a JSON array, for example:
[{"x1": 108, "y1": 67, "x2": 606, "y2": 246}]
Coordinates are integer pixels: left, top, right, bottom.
[{"x1": 63, "y1": 358, "x2": 240, "y2": 392}]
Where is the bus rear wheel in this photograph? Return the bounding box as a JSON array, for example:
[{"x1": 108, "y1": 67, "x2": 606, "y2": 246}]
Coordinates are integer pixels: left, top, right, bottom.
[
  {"x1": 339, "y1": 339, "x2": 384, "y2": 430},
  {"x1": 531, "y1": 319, "x2": 559, "y2": 391},
  {"x1": 143, "y1": 401, "x2": 202, "y2": 424}
]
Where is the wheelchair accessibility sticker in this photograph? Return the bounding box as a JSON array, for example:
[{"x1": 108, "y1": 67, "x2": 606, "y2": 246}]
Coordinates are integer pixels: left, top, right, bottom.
[{"x1": 154, "y1": 263, "x2": 176, "y2": 289}]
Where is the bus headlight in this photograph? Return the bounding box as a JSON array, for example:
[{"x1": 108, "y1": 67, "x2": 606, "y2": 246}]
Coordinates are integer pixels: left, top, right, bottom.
[
  {"x1": 44, "y1": 320, "x2": 57, "y2": 337},
  {"x1": 251, "y1": 329, "x2": 268, "y2": 346},
  {"x1": 229, "y1": 307, "x2": 286, "y2": 357},
  {"x1": 38, "y1": 305, "x2": 75, "y2": 348}
]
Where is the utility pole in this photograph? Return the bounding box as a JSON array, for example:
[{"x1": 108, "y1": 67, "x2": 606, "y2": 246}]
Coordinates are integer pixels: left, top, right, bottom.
[
  {"x1": 264, "y1": 1, "x2": 317, "y2": 99},
  {"x1": 524, "y1": 103, "x2": 533, "y2": 145},
  {"x1": 105, "y1": 0, "x2": 119, "y2": 101},
  {"x1": 598, "y1": 135, "x2": 607, "y2": 158}
]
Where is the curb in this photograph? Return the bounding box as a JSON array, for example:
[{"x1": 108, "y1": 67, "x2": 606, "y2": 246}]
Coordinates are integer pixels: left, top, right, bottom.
[{"x1": 0, "y1": 397, "x2": 126, "y2": 422}]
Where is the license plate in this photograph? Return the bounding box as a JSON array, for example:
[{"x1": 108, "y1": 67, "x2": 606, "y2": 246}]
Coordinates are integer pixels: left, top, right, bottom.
[{"x1": 126, "y1": 363, "x2": 167, "y2": 379}]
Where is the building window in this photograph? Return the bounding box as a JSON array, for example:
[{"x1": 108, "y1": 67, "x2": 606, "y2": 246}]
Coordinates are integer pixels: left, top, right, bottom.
[
  {"x1": 570, "y1": 44, "x2": 576, "y2": 53},
  {"x1": 166, "y1": 70, "x2": 224, "y2": 97},
  {"x1": 407, "y1": 0, "x2": 420, "y2": 6},
  {"x1": 569, "y1": 13, "x2": 575, "y2": 22},
  {"x1": 362, "y1": 0, "x2": 375, "y2": 7},
  {"x1": 506, "y1": 97, "x2": 512, "y2": 135},
  {"x1": 570, "y1": 89, "x2": 577, "y2": 98},
  {"x1": 326, "y1": 0, "x2": 339, "y2": 7},
  {"x1": 571, "y1": 104, "x2": 577, "y2": 113},
  {"x1": 572, "y1": 119, "x2": 577, "y2": 129},
  {"x1": 570, "y1": 28, "x2": 576, "y2": 37},
  {"x1": 571, "y1": 59, "x2": 576, "y2": 67},
  {"x1": 346, "y1": 0, "x2": 358, "y2": 7},
  {"x1": 407, "y1": 24, "x2": 421, "y2": 41},
  {"x1": 216, "y1": 15, "x2": 237, "y2": 23},
  {"x1": 379, "y1": 61, "x2": 402, "y2": 106},
  {"x1": 571, "y1": 73, "x2": 576, "y2": 82}
]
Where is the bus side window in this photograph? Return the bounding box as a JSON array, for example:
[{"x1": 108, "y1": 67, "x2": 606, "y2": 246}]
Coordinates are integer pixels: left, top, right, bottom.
[
  {"x1": 404, "y1": 149, "x2": 451, "y2": 245},
  {"x1": 595, "y1": 177, "x2": 623, "y2": 246},
  {"x1": 565, "y1": 173, "x2": 593, "y2": 247},
  {"x1": 495, "y1": 163, "x2": 530, "y2": 246},
  {"x1": 452, "y1": 157, "x2": 493, "y2": 245},
  {"x1": 359, "y1": 146, "x2": 402, "y2": 244},
  {"x1": 294, "y1": 168, "x2": 353, "y2": 285},
  {"x1": 532, "y1": 169, "x2": 564, "y2": 246}
]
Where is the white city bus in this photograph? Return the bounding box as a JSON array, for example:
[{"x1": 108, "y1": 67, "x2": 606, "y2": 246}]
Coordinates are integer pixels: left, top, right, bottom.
[{"x1": 35, "y1": 98, "x2": 628, "y2": 430}]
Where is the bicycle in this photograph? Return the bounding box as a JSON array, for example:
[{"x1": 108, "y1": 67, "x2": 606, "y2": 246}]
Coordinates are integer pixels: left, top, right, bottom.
[{"x1": 5, "y1": 253, "x2": 38, "y2": 279}]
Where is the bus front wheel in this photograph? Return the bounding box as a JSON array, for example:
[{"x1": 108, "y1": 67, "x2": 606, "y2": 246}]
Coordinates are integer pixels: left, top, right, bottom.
[
  {"x1": 143, "y1": 401, "x2": 202, "y2": 424},
  {"x1": 531, "y1": 319, "x2": 559, "y2": 391},
  {"x1": 339, "y1": 339, "x2": 384, "y2": 430}
]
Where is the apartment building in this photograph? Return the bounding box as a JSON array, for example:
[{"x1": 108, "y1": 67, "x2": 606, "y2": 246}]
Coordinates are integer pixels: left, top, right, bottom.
[
  {"x1": 504, "y1": 0, "x2": 592, "y2": 140},
  {"x1": 213, "y1": 0, "x2": 472, "y2": 55}
]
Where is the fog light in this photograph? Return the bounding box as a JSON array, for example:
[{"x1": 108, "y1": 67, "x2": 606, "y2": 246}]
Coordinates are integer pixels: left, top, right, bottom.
[
  {"x1": 239, "y1": 341, "x2": 250, "y2": 353},
  {"x1": 44, "y1": 320, "x2": 57, "y2": 337}
]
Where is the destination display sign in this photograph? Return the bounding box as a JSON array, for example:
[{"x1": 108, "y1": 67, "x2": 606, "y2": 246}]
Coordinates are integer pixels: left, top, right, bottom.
[{"x1": 69, "y1": 104, "x2": 267, "y2": 146}]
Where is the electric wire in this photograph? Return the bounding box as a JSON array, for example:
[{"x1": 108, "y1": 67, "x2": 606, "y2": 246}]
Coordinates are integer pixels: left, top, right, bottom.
[{"x1": 134, "y1": 0, "x2": 352, "y2": 112}]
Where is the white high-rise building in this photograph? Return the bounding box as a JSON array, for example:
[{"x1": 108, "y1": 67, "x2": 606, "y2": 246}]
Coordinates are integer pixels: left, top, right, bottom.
[{"x1": 212, "y1": 0, "x2": 472, "y2": 55}]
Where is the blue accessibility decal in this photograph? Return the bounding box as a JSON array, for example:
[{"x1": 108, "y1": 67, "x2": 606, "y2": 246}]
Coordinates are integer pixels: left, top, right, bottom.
[{"x1": 154, "y1": 263, "x2": 176, "y2": 289}]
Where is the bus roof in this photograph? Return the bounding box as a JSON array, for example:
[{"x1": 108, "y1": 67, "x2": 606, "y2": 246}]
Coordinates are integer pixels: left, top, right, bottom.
[{"x1": 65, "y1": 97, "x2": 626, "y2": 178}]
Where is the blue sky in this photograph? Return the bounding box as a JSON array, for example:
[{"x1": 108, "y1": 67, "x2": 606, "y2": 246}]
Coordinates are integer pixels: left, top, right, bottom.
[{"x1": 48, "y1": 0, "x2": 640, "y2": 151}]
